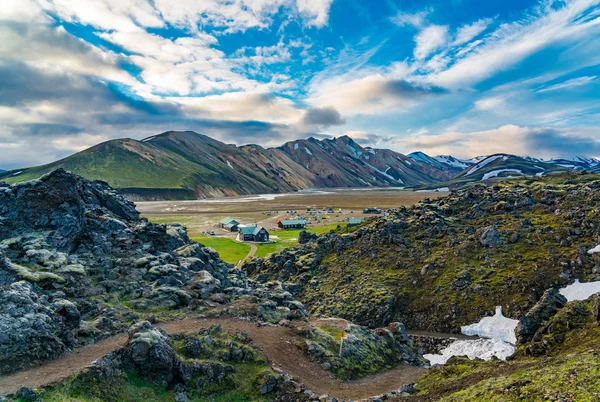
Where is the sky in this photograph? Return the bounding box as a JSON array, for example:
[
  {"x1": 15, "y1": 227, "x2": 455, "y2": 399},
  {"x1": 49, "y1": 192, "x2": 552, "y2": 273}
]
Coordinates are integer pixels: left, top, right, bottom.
[{"x1": 1, "y1": 0, "x2": 600, "y2": 169}]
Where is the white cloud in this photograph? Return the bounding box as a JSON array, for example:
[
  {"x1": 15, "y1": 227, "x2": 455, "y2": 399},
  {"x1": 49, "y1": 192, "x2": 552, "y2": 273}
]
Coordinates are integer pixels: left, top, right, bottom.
[
  {"x1": 453, "y1": 18, "x2": 492, "y2": 46},
  {"x1": 391, "y1": 10, "x2": 429, "y2": 28},
  {"x1": 168, "y1": 92, "x2": 303, "y2": 124},
  {"x1": 430, "y1": 0, "x2": 600, "y2": 88},
  {"x1": 474, "y1": 96, "x2": 506, "y2": 111},
  {"x1": 396, "y1": 124, "x2": 600, "y2": 159},
  {"x1": 536, "y1": 76, "x2": 596, "y2": 92},
  {"x1": 414, "y1": 25, "x2": 449, "y2": 60}
]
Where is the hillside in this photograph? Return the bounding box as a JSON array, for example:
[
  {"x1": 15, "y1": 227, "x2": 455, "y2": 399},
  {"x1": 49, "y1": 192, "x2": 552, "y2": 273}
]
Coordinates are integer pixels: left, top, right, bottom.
[
  {"x1": 244, "y1": 171, "x2": 600, "y2": 332},
  {"x1": 416, "y1": 153, "x2": 569, "y2": 190},
  {"x1": 0, "y1": 131, "x2": 445, "y2": 200}
]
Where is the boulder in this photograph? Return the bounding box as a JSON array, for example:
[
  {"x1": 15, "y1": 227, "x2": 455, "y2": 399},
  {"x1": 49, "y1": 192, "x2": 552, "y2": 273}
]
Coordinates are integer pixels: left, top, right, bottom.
[
  {"x1": 478, "y1": 225, "x2": 503, "y2": 247},
  {"x1": 124, "y1": 321, "x2": 180, "y2": 385},
  {"x1": 0, "y1": 281, "x2": 75, "y2": 374},
  {"x1": 516, "y1": 288, "x2": 567, "y2": 344}
]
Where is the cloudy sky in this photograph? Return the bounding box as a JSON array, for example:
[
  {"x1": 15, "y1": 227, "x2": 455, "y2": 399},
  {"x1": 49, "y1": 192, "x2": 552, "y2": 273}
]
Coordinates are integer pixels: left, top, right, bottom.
[{"x1": 1, "y1": 0, "x2": 600, "y2": 169}]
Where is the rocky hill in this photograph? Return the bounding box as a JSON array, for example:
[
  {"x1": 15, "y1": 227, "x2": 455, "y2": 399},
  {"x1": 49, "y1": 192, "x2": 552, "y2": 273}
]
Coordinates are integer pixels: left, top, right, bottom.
[
  {"x1": 0, "y1": 132, "x2": 446, "y2": 200},
  {"x1": 244, "y1": 172, "x2": 600, "y2": 332},
  {"x1": 0, "y1": 170, "x2": 429, "y2": 401}
]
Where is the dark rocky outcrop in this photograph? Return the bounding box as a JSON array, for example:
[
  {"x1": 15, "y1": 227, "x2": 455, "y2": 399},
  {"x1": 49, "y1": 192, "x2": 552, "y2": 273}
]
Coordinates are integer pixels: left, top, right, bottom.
[
  {"x1": 0, "y1": 170, "x2": 309, "y2": 374},
  {"x1": 0, "y1": 281, "x2": 80, "y2": 374},
  {"x1": 516, "y1": 288, "x2": 567, "y2": 344}
]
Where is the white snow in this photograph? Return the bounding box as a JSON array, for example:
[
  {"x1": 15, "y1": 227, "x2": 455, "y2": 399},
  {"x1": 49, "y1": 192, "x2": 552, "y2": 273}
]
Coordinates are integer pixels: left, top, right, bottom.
[
  {"x1": 424, "y1": 338, "x2": 516, "y2": 365},
  {"x1": 364, "y1": 162, "x2": 404, "y2": 184},
  {"x1": 305, "y1": 147, "x2": 312, "y2": 155},
  {"x1": 465, "y1": 155, "x2": 504, "y2": 176},
  {"x1": 358, "y1": 178, "x2": 368, "y2": 185},
  {"x1": 367, "y1": 148, "x2": 376, "y2": 155},
  {"x1": 536, "y1": 172, "x2": 545, "y2": 177},
  {"x1": 434, "y1": 155, "x2": 470, "y2": 169},
  {"x1": 461, "y1": 306, "x2": 518, "y2": 344},
  {"x1": 481, "y1": 169, "x2": 522, "y2": 181},
  {"x1": 294, "y1": 143, "x2": 299, "y2": 150},
  {"x1": 11, "y1": 171, "x2": 23, "y2": 176},
  {"x1": 142, "y1": 135, "x2": 156, "y2": 142},
  {"x1": 559, "y1": 279, "x2": 600, "y2": 302},
  {"x1": 425, "y1": 306, "x2": 518, "y2": 366},
  {"x1": 588, "y1": 245, "x2": 600, "y2": 254},
  {"x1": 347, "y1": 144, "x2": 362, "y2": 158},
  {"x1": 416, "y1": 187, "x2": 450, "y2": 193},
  {"x1": 226, "y1": 160, "x2": 233, "y2": 169}
]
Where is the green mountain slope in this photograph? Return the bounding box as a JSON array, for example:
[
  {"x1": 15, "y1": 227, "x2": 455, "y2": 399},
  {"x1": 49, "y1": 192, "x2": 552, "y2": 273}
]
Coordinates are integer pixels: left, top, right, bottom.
[{"x1": 0, "y1": 131, "x2": 447, "y2": 200}]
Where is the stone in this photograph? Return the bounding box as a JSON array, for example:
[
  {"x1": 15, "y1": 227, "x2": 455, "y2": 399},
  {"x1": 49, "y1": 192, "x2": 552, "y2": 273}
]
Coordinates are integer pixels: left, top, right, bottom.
[
  {"x1": 478, "y1": 225, "x2": 503, "y2": 247},
  {"x1": 516, "y1": 288, "x2": 567, "y2": 344}
]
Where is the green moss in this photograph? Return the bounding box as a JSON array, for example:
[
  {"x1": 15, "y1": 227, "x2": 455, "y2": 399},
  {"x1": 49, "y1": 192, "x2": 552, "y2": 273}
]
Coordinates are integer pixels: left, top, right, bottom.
[{"x1": 7, "y1": 262, "x2": 66, "y2": 284}]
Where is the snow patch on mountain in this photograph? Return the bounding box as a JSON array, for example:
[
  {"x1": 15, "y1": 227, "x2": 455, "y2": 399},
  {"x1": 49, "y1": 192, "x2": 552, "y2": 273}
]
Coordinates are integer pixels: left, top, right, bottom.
[
  {"x1": 481, "y1": 169, "x2": 522, "y2": 180},
  {"x1": 434, "y1": 155, "x2": 470, "y2": 169},
  {"x1": 305, "y1": 147, "x2": 312, "y2": 156},
  {"x1": 364, "y1": 162, "x2": 404, "y2": 184},
  {"x1": 347, "y1": 144, "x2": 362, "y2": 159},
  {"x1": 465, "y1": 155, "x2": 505, "y2": 176}
]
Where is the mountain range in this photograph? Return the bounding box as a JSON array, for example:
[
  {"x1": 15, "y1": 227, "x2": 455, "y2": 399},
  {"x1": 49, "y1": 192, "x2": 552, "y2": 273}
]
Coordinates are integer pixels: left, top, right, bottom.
[{"x1": 0, "y1": 130, "x2": 598, "y2": 200}]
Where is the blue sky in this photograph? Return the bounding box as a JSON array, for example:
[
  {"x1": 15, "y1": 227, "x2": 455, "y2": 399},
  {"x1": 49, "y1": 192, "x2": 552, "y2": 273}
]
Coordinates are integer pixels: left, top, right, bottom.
[{"x1": 1, "y1": 0, "x2": 599, "y2": 169}]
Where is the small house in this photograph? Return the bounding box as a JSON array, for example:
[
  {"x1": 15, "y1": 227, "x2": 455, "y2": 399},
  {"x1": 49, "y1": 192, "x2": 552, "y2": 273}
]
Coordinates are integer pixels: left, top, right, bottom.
[
  {"x1": 278, "y1": 219, "x2": 306, "y2": 229},
  {"x1": 237, "y1": 225, "x2": 270, "y2": 242},
  {"x1": 363, "y1": 208, "x2": 381, "y2": 214},
  {"x1": 348, "y1": 218, "x2": 362, "y2": 226},
  {"x1": 219, "y1": 218, "x2": 240, "y2": 231}
]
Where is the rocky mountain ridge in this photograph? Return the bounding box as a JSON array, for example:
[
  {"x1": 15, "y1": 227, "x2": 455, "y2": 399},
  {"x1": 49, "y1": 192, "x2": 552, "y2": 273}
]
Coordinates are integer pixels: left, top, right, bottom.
[{"x1": 2, "y1": 131, "x2": 598, "y2": 200}]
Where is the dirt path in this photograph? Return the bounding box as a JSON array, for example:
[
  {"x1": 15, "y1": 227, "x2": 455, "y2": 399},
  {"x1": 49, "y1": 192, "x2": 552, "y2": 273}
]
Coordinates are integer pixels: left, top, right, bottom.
[
  {"x1": 0, "y1": 318, "x2": 425, "y2": 400},
  {"x1": 236, "y1": 243, "x2": 258, "y2": 268}
]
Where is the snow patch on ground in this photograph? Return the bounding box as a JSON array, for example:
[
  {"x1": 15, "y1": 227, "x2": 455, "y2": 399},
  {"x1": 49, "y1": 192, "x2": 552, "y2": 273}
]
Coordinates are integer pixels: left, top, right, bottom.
[
  {"x1": 587, "y1": 245, "x2": 600, "y2": 254},
  {"x1": 142, "y1": 135, "x2": 156, "y2": 142},
  {"x1": 461, "y1": 306, "x2": 518, "y2": 344},
  {"x1": 294, "y1": 143, "x2": 299, "y2": 150},
  {"x1": 11, "y1": 171, "x2": 23, "y2": 176},
  {"x1": 559, "y1": 279, "x2": 600, "y2": 302},
  {"x1": 424, "y1": 338, "x2": 515, "y2": 366},
  {"x1": 481, "y1": 169, "x2": 522, "y2": 180},
  {"x1": 226, "y1": 160, "x2": 233, "y2": 169},
  {"x1": 425, "y1": 306, "x2": 518, "y2": 366},
  {"x1": 305, "y1": 147, "x2": 312, "y2": 155},
  {"x1": 416, "y1": 187, "x2": 450, "y2": 193}
]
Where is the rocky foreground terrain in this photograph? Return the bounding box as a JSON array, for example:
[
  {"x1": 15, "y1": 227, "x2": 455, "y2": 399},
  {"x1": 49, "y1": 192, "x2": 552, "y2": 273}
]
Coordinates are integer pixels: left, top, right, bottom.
[
  {"x1": 246, "y1": 172, "x2": 600, "y2": 331},
  {"x1": 2, "y1": 169, "x2": 600, "y2": 401},
  {"x1": 0, "y1": 169, "x2": 426, "y2": 401}
]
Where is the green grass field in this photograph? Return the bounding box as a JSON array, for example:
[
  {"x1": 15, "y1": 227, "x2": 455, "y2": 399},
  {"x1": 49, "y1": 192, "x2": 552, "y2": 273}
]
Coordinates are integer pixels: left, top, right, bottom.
[
  {"x1": 254, "y1": 223, "x2": 346, "y2": 258},
  {"x1": 191, "y1": 236, "x2": 251, "y2": 265}
]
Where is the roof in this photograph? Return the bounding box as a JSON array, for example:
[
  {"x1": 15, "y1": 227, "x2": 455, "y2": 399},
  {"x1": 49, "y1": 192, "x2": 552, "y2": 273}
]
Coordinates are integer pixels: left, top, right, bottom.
[
  {"x1": 281, "y1": 219, "x2": 306, "y2": 225},
  {"x1": 224, "y1": 222, "x2": 238, "y2": 229},
  {"x1": 348, "y1": 218, "x2": 362, "y2": 224},
  {"x1": 220, "y1": 217, "x2": 239, "y2": 225},
  {"x1": 239, "y1": 225, "x2": 267, "y2": 235}
]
